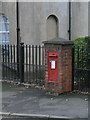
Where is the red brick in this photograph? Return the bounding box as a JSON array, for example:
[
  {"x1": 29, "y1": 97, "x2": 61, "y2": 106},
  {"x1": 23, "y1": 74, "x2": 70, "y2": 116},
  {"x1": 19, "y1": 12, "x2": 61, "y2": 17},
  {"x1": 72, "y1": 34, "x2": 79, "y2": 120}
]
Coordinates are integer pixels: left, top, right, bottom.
[{"x1": 44, "y1": 43, "x2": 73, "y2": 93}]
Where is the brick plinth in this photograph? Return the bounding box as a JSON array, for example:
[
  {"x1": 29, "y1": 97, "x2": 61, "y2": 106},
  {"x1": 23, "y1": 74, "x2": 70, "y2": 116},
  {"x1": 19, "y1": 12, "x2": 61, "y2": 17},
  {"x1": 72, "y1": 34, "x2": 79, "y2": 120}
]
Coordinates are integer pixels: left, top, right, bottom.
[{"x1": 43, "y1": 38, "x2": 73, "y2": 94}]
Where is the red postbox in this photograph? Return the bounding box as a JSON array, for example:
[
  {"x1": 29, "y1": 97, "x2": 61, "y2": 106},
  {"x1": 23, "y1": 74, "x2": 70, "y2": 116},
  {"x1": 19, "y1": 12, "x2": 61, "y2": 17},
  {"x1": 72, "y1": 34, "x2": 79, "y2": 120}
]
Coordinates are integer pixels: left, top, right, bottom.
[{"x1": 48, "y1": 51, "x2": 58, "y2": 83}]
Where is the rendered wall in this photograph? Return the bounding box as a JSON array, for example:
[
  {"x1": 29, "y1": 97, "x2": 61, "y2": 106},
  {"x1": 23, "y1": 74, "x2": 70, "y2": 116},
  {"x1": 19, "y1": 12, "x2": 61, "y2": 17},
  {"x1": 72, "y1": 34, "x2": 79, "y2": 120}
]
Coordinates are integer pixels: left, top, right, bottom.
[
  {"x1": 19, "y1": 2, "x2": 69, "y2": 45},
  {"x1": 71, "y1": 2, "x2": 88, "y2": 40},
  {"x1": 1, "y1": 2, "x2": 69, "y2": 45},
  {"x1": 1, "y1": 2, "x2": 88, "y2": 44}
]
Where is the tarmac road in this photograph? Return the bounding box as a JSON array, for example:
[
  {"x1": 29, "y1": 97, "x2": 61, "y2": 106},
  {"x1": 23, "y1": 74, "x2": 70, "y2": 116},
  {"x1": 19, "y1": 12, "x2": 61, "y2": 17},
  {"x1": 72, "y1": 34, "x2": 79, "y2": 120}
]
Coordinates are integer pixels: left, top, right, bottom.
[
  {"x1": 1, "y1": 81, "x2": 88, "y2": 119},
  {"x1": 1, "y1": 116, "x2": 88, "y2": 120}
]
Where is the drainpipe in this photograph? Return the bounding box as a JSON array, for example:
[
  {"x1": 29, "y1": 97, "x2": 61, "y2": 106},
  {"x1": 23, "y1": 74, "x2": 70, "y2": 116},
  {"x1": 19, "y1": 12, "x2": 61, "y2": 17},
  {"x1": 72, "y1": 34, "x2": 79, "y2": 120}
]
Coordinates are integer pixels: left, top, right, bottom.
[
  {"x1": 68, "y1": 1, "x2": 71, "y2": 40},
  {"x1": 16, "y1": 0, "x2": 20, "y2": 45},
  {"x1": 16, "y1": 0, "x2": 20, "y2": 78}
]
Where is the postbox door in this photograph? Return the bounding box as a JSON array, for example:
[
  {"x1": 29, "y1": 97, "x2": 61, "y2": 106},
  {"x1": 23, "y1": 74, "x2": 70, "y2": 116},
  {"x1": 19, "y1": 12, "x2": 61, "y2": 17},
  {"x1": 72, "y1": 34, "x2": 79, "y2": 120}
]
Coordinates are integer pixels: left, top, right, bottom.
[{"x1": 48, "y1": 52, "x2": 58, "y2": 83}]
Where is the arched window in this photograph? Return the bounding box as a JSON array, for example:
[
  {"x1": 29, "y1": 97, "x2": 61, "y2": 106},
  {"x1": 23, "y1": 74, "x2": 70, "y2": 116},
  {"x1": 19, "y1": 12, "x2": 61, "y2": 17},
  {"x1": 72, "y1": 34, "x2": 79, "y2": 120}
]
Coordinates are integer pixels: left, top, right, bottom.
[
  {"x1": 47, "y1": 15, "x2": 58, "y2": 40},
  {"x1": 0, "y1": 15, "x2": 9, "y2": 44}
]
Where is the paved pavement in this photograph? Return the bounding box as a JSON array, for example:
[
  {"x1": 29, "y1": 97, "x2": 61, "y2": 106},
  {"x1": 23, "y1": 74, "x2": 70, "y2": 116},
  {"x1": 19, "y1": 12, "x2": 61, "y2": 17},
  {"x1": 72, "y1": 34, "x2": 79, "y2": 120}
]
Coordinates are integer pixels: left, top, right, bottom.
[{"x1": 0, "y1": 81, "x2": 88, "y2": 119}]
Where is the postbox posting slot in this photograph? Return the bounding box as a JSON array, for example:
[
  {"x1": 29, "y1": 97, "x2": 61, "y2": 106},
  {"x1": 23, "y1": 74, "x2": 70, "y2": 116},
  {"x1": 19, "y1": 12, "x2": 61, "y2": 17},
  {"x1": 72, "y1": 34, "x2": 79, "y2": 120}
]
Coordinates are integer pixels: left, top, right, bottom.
[
  {"x1": 48, "y1": 52, "x2": 58, "y2": 57},
  {"x1": 49, "y1": 55, "x2": 57, "y2": 57}
]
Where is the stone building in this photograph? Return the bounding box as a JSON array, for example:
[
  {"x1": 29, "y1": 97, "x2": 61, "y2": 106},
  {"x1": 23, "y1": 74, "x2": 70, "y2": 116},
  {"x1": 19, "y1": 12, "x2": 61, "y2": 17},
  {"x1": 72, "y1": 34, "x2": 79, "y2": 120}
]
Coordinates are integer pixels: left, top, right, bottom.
[{"x1": 0, "y1": 2, "x2": 88, "y2": 45}]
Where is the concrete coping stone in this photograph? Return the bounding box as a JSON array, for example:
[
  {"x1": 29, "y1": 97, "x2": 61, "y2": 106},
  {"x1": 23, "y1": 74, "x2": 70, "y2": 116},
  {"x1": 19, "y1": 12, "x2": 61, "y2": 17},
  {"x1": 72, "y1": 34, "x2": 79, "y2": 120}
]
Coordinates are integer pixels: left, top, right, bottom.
[{"x1": 42, "y1": 37, "x2": 74, "y2": 45}]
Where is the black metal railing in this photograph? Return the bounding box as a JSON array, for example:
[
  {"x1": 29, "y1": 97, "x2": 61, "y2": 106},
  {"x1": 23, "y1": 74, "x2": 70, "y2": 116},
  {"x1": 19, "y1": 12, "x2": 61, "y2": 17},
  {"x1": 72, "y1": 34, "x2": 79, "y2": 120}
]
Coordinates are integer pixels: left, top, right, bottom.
[
  {"x1": 1, "y1": 44, "x2": 45, "y2": 85},
  {"x1": 1, "y1": 44, "x2": 20, "y2": 81},
  {"x1": 1, "y1": 44, "x2": 90, "y2": 92},
  {"x1": 72, "y1": 46, "x2": 90, "y2": 92}
]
